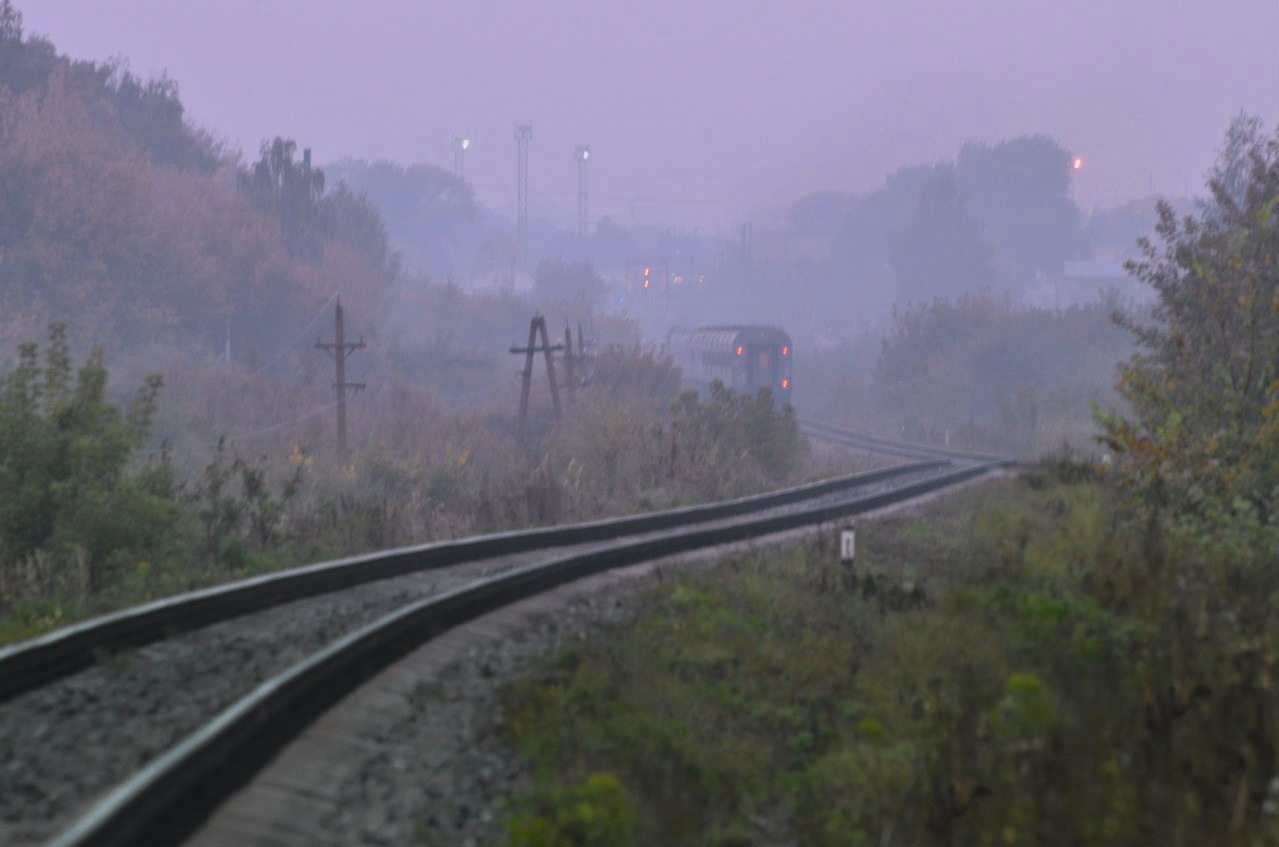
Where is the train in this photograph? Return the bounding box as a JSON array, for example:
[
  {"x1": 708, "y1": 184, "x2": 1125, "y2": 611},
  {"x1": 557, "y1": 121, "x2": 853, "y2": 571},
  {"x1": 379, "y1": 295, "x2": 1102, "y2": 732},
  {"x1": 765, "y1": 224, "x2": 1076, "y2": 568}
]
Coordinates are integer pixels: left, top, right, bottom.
[{"x1": 667, "y1": 325, "x2": 794, "y2": 407}]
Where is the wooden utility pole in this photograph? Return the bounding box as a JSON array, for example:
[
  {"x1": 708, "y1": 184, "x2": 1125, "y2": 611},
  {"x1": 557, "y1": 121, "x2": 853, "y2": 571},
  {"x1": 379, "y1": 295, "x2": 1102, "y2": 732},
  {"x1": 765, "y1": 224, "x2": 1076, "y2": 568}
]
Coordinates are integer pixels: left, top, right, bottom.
[
  {"x1": 563, "y1": 326, "x2": 576, "y2": 408},
  {"x1": 315, "y1": 297, "x2": 366, "y2": 458},
  {"x1": 509, "y1": 314, "x2": 563, "y2": 447},
  {"x1": 515, "y1": 318, "x2": 539, "y2": 443}
]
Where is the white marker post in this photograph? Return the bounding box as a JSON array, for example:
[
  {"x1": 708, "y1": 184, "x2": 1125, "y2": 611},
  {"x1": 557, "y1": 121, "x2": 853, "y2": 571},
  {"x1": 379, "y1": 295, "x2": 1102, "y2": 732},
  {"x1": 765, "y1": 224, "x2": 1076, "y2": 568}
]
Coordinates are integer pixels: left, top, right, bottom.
[{"x1": 840, "y1": 528, "x2": 856, "y2": 572}]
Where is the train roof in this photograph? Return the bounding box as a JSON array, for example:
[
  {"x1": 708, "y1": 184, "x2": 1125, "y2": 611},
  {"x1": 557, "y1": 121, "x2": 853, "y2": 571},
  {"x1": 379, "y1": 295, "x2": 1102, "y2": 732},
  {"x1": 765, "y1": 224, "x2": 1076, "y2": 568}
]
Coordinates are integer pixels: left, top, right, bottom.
[{"x1": 668, "y1": 325, "x2": 792, "y2": 348}]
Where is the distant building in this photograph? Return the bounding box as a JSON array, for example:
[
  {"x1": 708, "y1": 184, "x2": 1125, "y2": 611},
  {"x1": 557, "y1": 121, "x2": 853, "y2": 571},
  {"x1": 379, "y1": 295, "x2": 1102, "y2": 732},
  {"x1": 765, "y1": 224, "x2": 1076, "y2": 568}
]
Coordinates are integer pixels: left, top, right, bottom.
[{"x1": 1021, "y1": 260, "x2": 1150, "y2": 310}]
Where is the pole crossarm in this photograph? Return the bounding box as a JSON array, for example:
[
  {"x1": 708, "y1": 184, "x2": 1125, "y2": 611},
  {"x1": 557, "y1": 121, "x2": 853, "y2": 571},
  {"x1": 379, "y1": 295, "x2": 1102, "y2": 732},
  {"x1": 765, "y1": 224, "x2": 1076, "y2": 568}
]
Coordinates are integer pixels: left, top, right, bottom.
[
  {"x1": 315, "y1": 345, "x2": 366, "y2": 357},
  {"x1": 508, "y1": 344, "x2": 565, "y2": 354}
]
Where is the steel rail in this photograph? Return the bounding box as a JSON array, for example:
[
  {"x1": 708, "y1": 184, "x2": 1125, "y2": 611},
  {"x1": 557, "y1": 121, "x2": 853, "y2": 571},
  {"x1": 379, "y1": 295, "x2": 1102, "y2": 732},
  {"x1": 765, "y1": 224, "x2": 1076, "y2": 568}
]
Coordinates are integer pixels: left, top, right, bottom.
[
  {"x1": 0, "y1": 459, "x2": 943, "y2": 703},
  {"x1": 48, "y1": 459, "x2": 1002, "y2": 847},
  {"x1": 800, "y1": 418, "x2": 1013, "y2": 464}
]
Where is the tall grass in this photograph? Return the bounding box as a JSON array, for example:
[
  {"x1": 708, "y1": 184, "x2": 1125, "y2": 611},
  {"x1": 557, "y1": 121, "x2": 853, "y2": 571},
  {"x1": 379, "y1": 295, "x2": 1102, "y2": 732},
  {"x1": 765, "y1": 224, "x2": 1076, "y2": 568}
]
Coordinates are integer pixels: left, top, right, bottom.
[
  {"x1": 1, "y1": 333, "x2": 853, "y2": 644},
  {"x1": 498, "y1": 466, "x2": 1279, "y2": 845}
]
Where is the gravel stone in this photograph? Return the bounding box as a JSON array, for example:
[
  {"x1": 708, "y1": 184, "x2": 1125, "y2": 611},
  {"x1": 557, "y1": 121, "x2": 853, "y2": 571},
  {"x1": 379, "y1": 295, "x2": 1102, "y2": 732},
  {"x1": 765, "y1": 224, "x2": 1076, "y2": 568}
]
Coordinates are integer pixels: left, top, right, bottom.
[
  {"x1": 315, "y1": 574, "x2": 658, "y2": 847},
  {"x1": 0, "y1": 556, "x2": 544, "y2": 846}
]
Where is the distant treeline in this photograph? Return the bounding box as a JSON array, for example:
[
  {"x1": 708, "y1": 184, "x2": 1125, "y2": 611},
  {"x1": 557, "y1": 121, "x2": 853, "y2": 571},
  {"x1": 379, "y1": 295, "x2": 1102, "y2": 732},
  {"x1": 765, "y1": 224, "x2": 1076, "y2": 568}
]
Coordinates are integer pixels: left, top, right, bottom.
[{"x1": 0, "y1": 0, "x2": 394, "y2": 361}]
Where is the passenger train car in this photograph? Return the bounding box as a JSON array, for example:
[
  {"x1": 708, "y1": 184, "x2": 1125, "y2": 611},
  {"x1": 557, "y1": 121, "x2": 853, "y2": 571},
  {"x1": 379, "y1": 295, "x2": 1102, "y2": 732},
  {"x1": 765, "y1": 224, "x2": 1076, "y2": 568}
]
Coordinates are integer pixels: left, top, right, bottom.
[{"x1": 667, "y1": 325, "x2": 793, "y2": 407}]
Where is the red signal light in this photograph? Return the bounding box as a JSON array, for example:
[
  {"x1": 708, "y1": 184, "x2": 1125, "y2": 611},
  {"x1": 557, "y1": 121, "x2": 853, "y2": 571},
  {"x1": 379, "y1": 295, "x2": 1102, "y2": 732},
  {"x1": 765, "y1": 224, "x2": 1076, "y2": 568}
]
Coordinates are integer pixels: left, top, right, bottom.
[{"x1": 782, "y1": 346, "x2": 789, "y2": 355}]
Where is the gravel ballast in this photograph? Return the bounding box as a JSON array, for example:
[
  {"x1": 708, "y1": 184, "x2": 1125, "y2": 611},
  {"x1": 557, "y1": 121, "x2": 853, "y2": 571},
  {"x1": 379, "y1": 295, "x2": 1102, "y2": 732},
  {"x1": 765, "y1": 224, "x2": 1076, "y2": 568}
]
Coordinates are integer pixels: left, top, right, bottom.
[
  {"x1": 0, "y1": 551, "x2": 559, "y2": 846},
  {"x1": 0, "y1": 465, "x2": 968, "y2": 847}
]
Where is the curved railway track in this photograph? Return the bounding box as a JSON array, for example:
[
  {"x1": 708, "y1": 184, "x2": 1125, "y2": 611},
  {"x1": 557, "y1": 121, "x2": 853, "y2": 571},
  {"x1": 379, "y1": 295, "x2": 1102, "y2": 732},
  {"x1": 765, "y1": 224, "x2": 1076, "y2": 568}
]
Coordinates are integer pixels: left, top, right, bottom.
[
  {"x1": 799, "y1": 418, "x2": 1010, "y2": 464},
  {"x1": 3, "y1": 422, "x2": 1012, "y2": 847},
  {"x1": 0, "y1": 460, "x2": 940, "y2": 704}
]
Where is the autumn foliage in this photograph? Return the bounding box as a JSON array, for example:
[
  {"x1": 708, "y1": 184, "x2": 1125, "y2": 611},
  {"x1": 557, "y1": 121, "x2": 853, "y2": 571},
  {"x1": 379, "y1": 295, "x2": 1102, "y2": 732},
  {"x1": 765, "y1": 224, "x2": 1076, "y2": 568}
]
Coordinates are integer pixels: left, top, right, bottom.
[{"x1": 0, "y1": 12, "x2": 389, "y2": 360}]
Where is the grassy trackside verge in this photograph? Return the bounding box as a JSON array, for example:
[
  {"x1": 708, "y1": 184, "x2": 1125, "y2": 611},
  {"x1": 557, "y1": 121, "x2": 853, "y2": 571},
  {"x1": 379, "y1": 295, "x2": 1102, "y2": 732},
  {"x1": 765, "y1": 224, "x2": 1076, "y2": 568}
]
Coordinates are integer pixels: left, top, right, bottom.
[{"x1": 495, "y1": 464, "x2": 1279, "y2": 846}]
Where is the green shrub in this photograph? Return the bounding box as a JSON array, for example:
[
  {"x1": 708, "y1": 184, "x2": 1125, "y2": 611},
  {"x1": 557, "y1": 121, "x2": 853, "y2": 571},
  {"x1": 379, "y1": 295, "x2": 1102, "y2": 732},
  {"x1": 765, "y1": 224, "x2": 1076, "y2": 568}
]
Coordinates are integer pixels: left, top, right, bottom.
[
  {"x1": 503, "y1": 773, "x2": 635, "y2": 847},
  {"x1": 0, "y1": 323, "x2": 181, "y2": 597},
  {"x1": 498, "y1": 470, "x2": 1279, "y2": 845}
]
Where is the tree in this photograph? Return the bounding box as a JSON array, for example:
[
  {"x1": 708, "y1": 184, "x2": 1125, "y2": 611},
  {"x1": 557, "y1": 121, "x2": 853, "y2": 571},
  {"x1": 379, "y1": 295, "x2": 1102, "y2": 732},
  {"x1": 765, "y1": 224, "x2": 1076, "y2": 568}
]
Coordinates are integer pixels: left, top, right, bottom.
[
  {"x1": 325, "y1": 181, "x2": 399, "y2": 281},
  {"x1": 869, "y1": 294, "x2": 1128, "y2": 452},
  {"x1": 832, "y1": 163, "x2": 953, "y2": 316},
  {"x1": 0, "y1": 324, "x2": 179, "y2": 588},
  {"x1": 955, "y1": 135, "x2": 1084, "y2": 293},
  {"x1": 1103, "y1": 120, "x2": 1279, "y2": 516},
  {"x1": 239, "y1": 138, "x2": 328, "y2": 262},
  {"x1": 835, "y1": 165, "x2": 945, "y2": 258},
  {"x1": 889, "y1": 172, "x2": 994, "y2": 303},
  {"x1": 1098, "y1": 121, "x2": 1279, "y2": 840},
  {"x1": 0, "y1": 0, "x2": 21, "y2": 44},
  {"x1": 324, "y1": 158, "x2": 474, "y2": 273},
  {"x1": 0, "y1": 14, "x2": 219, "y2": 172},
  {"x1": 99, "y1": 63, "x2": 218, "y2": 172},
  {"x1": 0, "y1": 23, "x2": 391, "y2": 358},
  {"x1": 1198, "y1": 112, "x2": 1266, "y2": 216}
]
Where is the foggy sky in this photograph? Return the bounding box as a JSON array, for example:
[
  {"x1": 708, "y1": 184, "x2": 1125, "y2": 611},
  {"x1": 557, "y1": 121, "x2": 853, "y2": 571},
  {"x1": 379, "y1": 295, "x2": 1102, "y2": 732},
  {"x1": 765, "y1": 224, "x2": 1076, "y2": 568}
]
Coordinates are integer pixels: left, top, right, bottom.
[{"x1": 25, "y1": 0, "x2": 1279, "y2": 231}]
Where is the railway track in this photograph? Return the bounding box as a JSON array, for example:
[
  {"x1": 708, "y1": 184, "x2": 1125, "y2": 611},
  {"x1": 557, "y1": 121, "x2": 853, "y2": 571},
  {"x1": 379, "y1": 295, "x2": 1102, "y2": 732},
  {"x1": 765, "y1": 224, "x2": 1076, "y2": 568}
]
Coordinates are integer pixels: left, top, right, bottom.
[
  {"x1": 3, "y1": 422, "x2": 1012, "y2": 847},
  {"x1": 799, "y1": 418, "x2": 1010, "y2": 464},
  {"x1": 0, "y1": 460, "x2": 940, "y2": 704}
]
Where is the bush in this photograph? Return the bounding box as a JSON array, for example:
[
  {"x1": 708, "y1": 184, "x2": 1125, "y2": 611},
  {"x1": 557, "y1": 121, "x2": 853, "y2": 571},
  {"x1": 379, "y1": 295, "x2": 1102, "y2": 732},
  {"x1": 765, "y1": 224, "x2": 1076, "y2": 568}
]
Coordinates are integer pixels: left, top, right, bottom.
[
  {"x1": 0, "y1": 323, "x2": 181, "y2": 596},
  {"x1": 498, "y1": 471, "x2": 1279, "y2": 845},
  {"x1": 503, "y1": 773, "x2": 635, "y2": 847},
  {"x1": 865, "y1": 294, "x2": 1131, "y2": 456},
  {"x1": 668, "y1": 382, "x2": 809, "y2": 499}
]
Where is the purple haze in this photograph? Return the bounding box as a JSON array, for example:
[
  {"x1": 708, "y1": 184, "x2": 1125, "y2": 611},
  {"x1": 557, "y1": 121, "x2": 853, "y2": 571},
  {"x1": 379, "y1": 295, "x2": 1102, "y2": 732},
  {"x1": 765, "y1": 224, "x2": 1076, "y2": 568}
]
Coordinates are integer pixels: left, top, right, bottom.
[{"x1": 24, "y1": 0, "x2": 1279, "y2": 230}]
